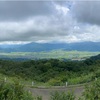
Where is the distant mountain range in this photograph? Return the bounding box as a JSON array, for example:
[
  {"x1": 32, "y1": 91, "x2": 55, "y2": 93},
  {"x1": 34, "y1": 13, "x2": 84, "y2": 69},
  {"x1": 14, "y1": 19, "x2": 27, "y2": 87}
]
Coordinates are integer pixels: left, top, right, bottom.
[{"x1": 0, "y1": 41, "x2": 100, "y2": 52}]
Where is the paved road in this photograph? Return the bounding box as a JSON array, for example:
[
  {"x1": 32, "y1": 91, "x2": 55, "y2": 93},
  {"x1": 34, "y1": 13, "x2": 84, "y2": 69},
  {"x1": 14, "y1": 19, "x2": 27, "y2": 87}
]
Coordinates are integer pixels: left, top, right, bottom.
[{"x1": 27, "y1": 86, "x2": 84, "y2": 100}]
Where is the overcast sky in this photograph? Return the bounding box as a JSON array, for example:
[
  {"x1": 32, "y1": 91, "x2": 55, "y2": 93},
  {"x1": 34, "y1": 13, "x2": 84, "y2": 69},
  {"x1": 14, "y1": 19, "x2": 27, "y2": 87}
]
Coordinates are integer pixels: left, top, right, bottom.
[{"x1": 0, "y1": 0, "x2": 100, "y2": 44}]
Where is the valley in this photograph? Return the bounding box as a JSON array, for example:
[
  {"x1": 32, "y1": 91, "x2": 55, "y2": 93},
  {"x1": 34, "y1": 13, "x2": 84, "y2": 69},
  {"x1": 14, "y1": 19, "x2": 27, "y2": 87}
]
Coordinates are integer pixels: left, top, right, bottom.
[{"x1": 0, "y1": 50, "x2": 99, "y2": 60}]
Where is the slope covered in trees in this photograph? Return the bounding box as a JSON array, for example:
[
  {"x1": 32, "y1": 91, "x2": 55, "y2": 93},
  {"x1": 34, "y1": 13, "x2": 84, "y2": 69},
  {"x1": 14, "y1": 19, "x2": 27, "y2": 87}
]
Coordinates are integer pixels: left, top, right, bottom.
[{"x1": 0, "y1": 54, "x2": 100, "y2": 85}]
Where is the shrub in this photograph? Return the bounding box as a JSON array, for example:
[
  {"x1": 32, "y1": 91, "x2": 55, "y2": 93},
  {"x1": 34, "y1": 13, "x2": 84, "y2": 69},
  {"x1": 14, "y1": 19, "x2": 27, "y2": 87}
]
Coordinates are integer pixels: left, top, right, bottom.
[
  {"x1": 0, "y1": 81, "x2": 34, "y2": 100},
  {"x1": 50, "y1": 91, "x2": 75, "y2": 100},
  {"x1": 48, "y1": 79, "x2": 62, "y2": 86},
  {"x1": 83, "y1": 79, "x2": 100, "y2": 100}
]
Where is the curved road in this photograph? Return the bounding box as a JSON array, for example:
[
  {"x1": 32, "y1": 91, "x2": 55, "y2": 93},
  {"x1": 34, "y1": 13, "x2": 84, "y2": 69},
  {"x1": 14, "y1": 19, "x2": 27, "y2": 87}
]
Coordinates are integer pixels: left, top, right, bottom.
[{"x1": 27, "y1": 86, "x2": 84, "y2": 100}]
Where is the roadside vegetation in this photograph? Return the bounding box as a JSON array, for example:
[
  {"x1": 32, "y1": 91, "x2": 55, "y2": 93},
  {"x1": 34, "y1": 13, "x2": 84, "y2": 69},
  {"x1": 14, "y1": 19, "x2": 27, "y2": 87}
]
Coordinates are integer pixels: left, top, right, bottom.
[
  {"x1": 50, "y1": 79, "x2": 100, "y2": 100},
  {"x1": 0, "y1": 54, "x2": 100, "y2": 86},
  {"x1": 0, "y1": 79, "x2": 99, "y2": 100},
  {"x1": 0, "y1": 54, "x2": 100, "y2": 99},
  {"x1": 0, "y1": 81, "x2": 33, "y2": 100}
]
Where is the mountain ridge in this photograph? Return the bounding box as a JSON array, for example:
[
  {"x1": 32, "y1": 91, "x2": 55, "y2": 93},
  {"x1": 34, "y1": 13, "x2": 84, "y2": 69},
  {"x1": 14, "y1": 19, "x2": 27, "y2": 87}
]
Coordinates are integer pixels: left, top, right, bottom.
[{"x1": 0, "y1": 41, "x2": 100, "y2": 52}]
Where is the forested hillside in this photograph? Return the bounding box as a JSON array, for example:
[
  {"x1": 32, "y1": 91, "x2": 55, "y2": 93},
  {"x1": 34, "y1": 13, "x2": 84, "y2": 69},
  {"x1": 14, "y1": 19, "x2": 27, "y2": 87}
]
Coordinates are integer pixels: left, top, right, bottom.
[{"x1": 0, "y1": 54, "x2": 100, "y2": 85}]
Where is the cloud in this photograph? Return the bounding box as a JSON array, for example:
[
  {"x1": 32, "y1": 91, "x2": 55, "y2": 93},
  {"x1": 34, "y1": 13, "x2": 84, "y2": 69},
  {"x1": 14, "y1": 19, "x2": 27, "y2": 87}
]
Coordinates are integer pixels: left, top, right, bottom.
[
  {"x1": 72, "y1": 1, "x2": 100, "y2": 25},
  {"x1": 0, "y1": 1, "x2": 55, "y2": 21},
  {"x1": 0, "y1": 1, "x2": 100, "y2": 44},
  {"x1": 0, "y1": 1, "x2": 76, "y2": 43},
  {"x1": 0, "y1": 13, "x2": 74, "y2": 42}
]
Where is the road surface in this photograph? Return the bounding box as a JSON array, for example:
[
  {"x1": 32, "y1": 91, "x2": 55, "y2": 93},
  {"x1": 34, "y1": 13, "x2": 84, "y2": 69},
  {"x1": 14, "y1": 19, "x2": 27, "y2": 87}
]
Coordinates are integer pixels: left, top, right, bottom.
[{"x1": 27, "y1": 86, "x2": 84, "y2": 100}]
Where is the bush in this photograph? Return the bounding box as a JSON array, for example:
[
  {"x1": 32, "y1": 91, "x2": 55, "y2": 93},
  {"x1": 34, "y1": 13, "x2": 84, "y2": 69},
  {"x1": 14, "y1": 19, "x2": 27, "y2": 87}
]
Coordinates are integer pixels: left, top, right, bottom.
[
  {"x1": 35, "y1": 96, "x2": 42, "y2": 100},
  {"x1": 0, "y1": 81, "x2": 34, "y2": 100},
  {"x1": 83, "y1": 79, "x2": 100, "y2": 100},
  {"x1": 48, "y1": 79, "x2": 62, "y2": 86},
  {"x1": 50, "y1": 91, "x2": 75, "y2": 100}
]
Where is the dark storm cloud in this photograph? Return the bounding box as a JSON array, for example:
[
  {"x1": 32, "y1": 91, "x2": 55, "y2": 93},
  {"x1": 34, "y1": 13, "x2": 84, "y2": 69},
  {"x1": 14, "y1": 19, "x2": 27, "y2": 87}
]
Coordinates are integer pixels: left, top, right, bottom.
[
  {"x1": 72, "y1": 1, "x2": 100, "y2": 25},
  {"x1": 0, "y1": 1, "x2": 54, "y2": 21}
]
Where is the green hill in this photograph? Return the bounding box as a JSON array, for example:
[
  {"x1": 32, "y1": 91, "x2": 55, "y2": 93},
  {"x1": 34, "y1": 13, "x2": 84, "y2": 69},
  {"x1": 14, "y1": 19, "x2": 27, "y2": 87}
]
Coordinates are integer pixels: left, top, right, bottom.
[{"x1": 0, "y1": 54, "x2": 100, "y2": 86}]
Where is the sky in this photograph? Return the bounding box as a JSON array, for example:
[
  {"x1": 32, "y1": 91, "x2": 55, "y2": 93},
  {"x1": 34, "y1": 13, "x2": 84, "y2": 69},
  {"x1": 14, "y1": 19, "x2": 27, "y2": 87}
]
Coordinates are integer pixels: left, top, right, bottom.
[{"x1": 0, "y1": 0, "x2": 100, "y2": 44}]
